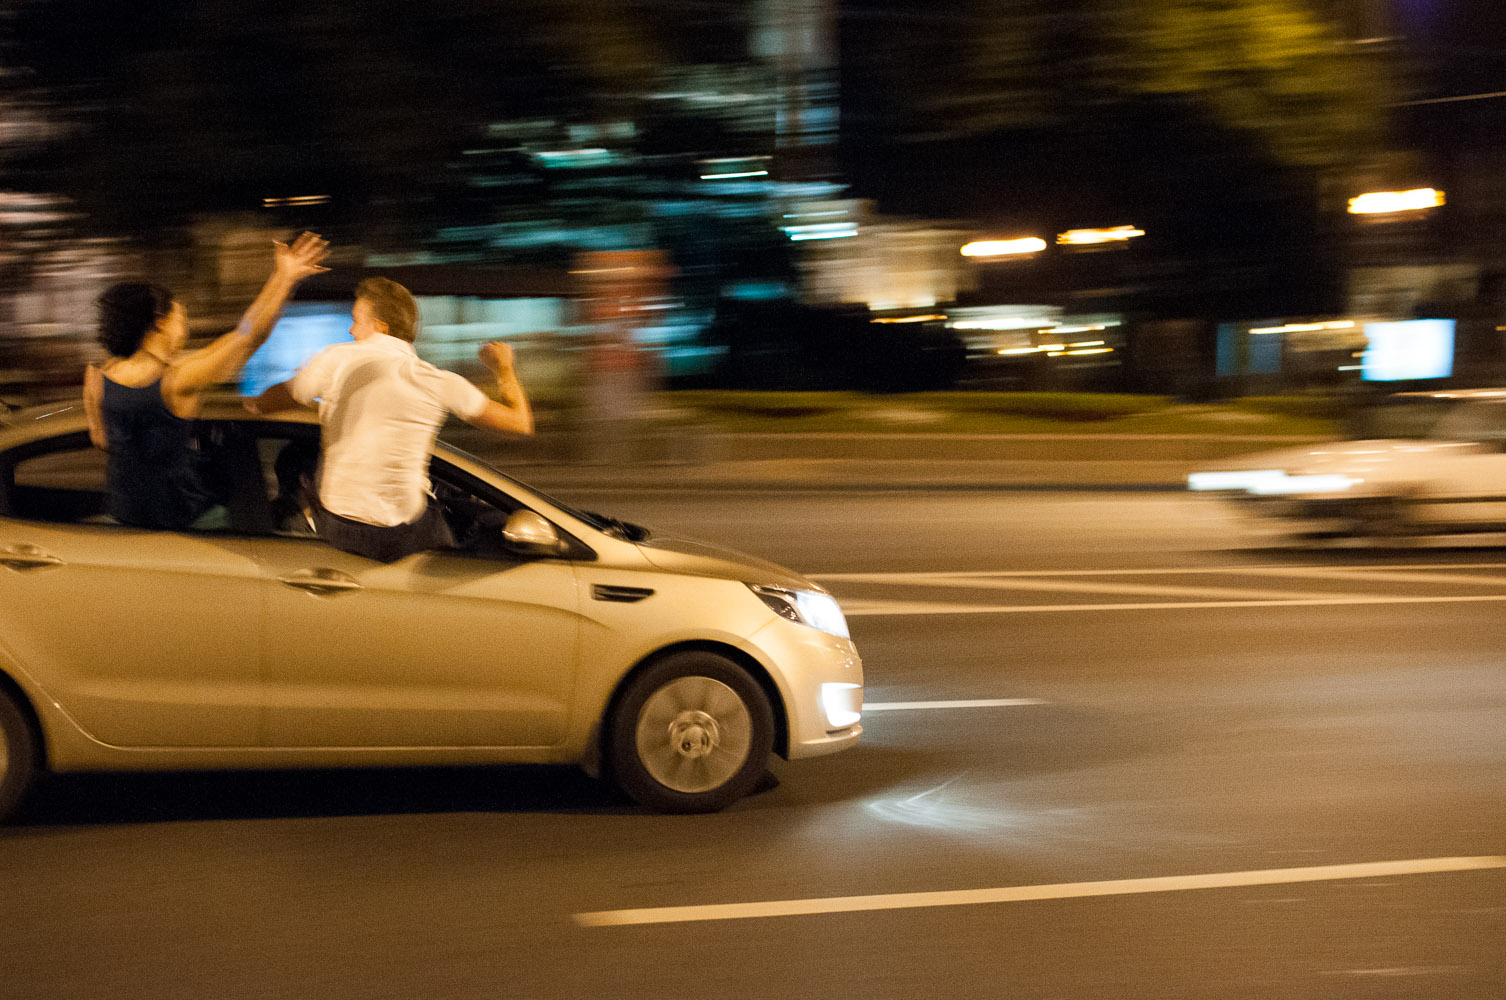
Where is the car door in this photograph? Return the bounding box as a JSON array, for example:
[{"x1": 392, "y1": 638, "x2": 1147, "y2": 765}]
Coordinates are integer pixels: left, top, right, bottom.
[
  {"x1": 0, "y1": 436, "x2": 263, "y2": 747},
  {"x1": 254, "y1": 477, "x2": 584, "y2": 749}
]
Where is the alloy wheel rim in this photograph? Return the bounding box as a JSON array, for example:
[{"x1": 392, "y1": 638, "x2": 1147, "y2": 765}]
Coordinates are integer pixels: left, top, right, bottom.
[{"x1": 635, "y1": 676, "x2": 753, "y2": 794}]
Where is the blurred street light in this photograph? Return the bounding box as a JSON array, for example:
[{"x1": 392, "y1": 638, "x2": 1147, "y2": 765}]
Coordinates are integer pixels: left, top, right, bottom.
[
  {"x1": 961, "y1": 237, "x2": 1046, "y2": 257},
  {"x1": 1347, "y1": 188, "x2": 1445, "y2": 215},
  {"x1": 1056, "y1": 226, "x2": 1144, "y2": 246}
]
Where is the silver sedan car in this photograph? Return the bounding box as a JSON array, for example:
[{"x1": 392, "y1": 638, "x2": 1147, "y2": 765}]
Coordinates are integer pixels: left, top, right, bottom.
[{"x1": 0, "y1": 402, "x2": 862, "y2": 818}]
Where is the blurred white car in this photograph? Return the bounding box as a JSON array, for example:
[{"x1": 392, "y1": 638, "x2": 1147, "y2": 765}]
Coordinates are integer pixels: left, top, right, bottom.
[
  {"x1": 0, "y1": 402, "x2": 862, "y2": 820},
  {"x1": 1188, "y1": 389, "x2": 1506, "y2": 538}
]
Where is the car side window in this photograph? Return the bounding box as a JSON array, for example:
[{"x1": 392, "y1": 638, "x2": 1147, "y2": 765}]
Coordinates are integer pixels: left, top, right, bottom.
[
  {"x1": 4, "y1": 425, "x2": 275, "y2": 534},
  {"x1": 256, "y1": 434, "x2": 322, "y2": 538},
  {"x1": 429, "y1": 459, "x2": 529, "y2": 560},
  {"x1": 7, "y1": 438, "x2": 110, "y2": 524}
]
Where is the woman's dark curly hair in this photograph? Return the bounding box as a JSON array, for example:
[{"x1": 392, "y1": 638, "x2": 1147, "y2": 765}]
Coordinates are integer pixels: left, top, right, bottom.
[{"x1": 97, "y1": 282, "x2": 175, "y2": 358}]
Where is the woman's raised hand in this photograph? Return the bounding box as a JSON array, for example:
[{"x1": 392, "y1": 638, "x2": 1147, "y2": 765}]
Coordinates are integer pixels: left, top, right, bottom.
[{"x1": 274, "y1": 232, "x2": 331, "y2": 282}]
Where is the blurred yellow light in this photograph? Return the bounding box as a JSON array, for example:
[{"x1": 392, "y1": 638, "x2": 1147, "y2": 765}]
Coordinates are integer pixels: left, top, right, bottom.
[
  {"x1": 961, "y1": 238, "x2": 1047, "y2": 257},
  {"x1": 871, "y1": 314, "x2": 946, "y2": 324},
  {"x1": 1069, "y1": 340, "x2": 1105, "y2": 348},
  {"x1": 1066, "y1": 348, "x2": 1113, "y2": 355},
  {"x1": 1057, "y1": 226, "x2": 1144, "y2": 245},
  {"x1": 1347, "y1": 188, "x2": 1445, "y2": 214},
  {"x1": 998, "y1": 347, "x2": 1039, "y2": 355}
]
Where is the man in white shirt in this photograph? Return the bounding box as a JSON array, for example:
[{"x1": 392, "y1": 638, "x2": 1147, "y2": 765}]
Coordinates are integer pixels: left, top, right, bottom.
[{"x1": 248, "y1": 277, "x2": 533, "y2": 561}]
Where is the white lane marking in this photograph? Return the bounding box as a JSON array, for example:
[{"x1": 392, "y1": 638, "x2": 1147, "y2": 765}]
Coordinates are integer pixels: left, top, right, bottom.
[
  {"x1": 863, "y1": 698, "x2": 1047, "y2": 711},
  {"x1": 830, "y1": 574, "x2": 1372, "y2": 603},
  {"x1": 574, "y1": 856, "x2": 1506, "y2": 927},
  {"x1": 842, "y1": 593, "x2": 1506, "y2": 616}
]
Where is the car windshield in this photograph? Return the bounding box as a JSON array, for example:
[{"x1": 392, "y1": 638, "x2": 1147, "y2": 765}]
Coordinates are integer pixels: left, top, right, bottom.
[
  {"x1": 1427, "y1": 399, "x2": 1506, "y2": 445},
  {"x1": 1344, "y1": 396, "x2": 1506, "y2": 442},
  {"x1": 436, "y1": 437, "x2": 645, "y2": 539}
]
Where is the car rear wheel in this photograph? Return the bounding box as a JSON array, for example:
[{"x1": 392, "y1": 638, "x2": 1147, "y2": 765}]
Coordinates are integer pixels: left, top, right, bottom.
[
  {"x1": 607, "y1": 651, "x2": 775, "y2": 814},
  {"x1": 0, "y1": 688, "x2": 39, "y2": 824}
]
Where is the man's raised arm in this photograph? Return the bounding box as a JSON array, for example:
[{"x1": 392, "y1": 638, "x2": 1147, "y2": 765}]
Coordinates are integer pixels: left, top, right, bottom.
[{"x1": 463, "y1": 341, "x2": 534, "y2": 436}]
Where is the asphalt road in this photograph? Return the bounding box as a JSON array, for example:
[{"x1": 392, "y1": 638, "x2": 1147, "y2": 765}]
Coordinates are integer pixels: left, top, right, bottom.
[{"x1": 3, "y1": 489, "x2": 1504, "y2": 999}]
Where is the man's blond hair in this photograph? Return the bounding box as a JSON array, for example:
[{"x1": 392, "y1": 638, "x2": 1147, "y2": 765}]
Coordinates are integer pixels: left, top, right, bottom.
[{"x1": 355, "y1": 277, "x2": 419, "y2": 343}]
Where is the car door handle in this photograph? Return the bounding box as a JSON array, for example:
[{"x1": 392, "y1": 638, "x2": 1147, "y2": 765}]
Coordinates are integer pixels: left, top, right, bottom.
[
  {"x1": 278, "y1": 568, "x2": 363, "y2": 597},
  {"x1": 0, "y1": 544, "x2": 64, "y2": 572}
]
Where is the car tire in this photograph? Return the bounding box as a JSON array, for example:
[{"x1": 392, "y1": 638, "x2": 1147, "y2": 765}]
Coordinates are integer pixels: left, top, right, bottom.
[
  {"x1": 0, "y1": 688, "x2": 39, "y2": 824},
  {"x1": 607, "y1": 651, "x2": 775, "y2": 814}
]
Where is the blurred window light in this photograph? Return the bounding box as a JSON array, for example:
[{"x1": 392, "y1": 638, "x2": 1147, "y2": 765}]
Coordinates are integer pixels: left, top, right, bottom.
[
  {"x1": 1068, "y1": 340, "x2": 1105, "y2": 348},
  {"x1": 1065, "y1": 347, "x2": 1113, "y2": 355},
  {"x1": 1249, "y1": 321, "x2": 1356, "y2": 334},
  {"x1": 699, "y1": 156, "x2": 769, "y2": 181},
  {"x1": 961, "y1": 238, "x2": 1046, "y2": 257},
  {"x1": 953, "y1": 318, "x2": 1054, "y2": 331},
  {"x1": 1347, "y1": 188, "x2": 1445, "y2": 214},
  {"x1": 871, "y1": 315, "x2": 946, "y2": 324},
  {"x1": 262, "y1": 195, "x2": 330, "y2": 207},
  {"x1": 784, "y1": 222, "x2": 858, "y2": 241},
  {"x1": 531, "y1": 148, "x2": 614, "y2": 168},
  {"x1": 1056, "y1": 226, "x2": 1144, "y2": 246}
]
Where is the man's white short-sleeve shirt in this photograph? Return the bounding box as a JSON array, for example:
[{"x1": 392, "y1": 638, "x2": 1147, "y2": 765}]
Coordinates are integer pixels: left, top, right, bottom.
[{"x1": 289, "y1": 334, "x2": 489, "y2": 526}]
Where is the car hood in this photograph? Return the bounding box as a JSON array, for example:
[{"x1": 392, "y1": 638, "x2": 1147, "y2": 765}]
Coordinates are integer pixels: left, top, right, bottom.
[{"x1": 635, "y1": 535, "x2": 817, "y2": 591}]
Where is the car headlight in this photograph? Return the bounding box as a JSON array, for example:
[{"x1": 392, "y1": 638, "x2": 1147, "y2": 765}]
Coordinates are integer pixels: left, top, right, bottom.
[
  {"x1": 747, "y1": 584, "x2": 850, "y2": 639},
  {"x1": 1188, "y1": 469, "x2": 1361, "y2": 495}
]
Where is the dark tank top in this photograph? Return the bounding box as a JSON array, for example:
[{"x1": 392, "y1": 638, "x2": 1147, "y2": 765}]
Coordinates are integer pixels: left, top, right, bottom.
[{"x1": 99, "y1": 376, "x2": 215, "y2": 529}]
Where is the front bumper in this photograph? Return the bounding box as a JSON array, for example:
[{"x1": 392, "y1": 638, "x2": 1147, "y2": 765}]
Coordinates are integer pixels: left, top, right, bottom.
[{"x1": 746, "y1": 618, "x2": 864, "y2": 759}]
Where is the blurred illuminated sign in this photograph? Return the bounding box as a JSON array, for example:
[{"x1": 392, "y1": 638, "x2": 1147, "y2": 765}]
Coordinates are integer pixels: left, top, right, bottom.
[
  {"x1": 1362, "y1": 320, "x2": 1455, "y2": 381},
  {"x1": 240, "y1": 303, "x2": 353, "y2": 396}
]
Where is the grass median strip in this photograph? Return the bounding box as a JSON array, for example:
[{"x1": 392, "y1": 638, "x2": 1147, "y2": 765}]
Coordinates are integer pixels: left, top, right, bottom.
[{"x1": 574, "y1": 856, "x2": 1506, "y2": 927}]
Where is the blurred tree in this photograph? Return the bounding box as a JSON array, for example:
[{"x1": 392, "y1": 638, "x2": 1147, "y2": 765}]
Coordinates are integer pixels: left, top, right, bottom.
[{"x1": 915, "y1": 0, "x2": 1394, "y2": 171}]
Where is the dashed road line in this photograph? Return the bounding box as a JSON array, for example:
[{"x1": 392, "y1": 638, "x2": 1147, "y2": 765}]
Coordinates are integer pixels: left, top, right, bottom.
[
  {"x1": 817, "y1": 562, "x2": 1506, "y2": 616},
  {"x1": 841, "y1": 593, "x2": 1506, "y2": 616}
]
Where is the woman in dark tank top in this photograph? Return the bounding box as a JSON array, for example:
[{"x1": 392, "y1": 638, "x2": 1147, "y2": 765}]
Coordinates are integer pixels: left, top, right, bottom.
[{"x1": 83, "y1": 232, "x2": 330, "y2": 529}]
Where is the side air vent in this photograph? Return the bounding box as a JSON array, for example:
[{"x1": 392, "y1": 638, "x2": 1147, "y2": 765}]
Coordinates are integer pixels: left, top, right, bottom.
[{"x1": 593, "y1": 584, "x2": 655, "y2": 603}]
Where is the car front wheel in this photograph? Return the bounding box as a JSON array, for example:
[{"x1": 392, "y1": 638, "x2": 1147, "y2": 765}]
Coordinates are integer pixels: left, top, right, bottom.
[
  {"x1": 0, "y1": 688, "x2": 39, "y2": 824},
  {"x1": 607, "y1": 651, "x2": 775, "y2": 814}
]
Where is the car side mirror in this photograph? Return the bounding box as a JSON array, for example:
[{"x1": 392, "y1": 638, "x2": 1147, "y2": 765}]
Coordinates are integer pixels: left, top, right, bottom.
[{"x1": 502, "y1": 509, "x2": 564, "y2": 557}]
